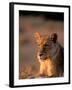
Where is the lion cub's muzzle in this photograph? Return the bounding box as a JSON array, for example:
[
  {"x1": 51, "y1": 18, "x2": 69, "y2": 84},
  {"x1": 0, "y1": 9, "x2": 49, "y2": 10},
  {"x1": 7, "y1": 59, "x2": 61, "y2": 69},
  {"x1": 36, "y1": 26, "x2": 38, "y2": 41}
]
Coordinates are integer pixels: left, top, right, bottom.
[{"x1": 39, "y1": 52, "x2": 48, "y2": 60}]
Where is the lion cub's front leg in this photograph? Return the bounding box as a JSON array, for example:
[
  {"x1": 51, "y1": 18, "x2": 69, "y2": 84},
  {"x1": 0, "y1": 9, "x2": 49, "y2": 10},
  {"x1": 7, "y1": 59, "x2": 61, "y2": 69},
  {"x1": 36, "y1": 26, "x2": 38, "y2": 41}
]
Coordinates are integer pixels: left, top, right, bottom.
[
  {"x1": 39, "y1": 60, "x2": 48, "y2": 77},
  {"x1": 39, "y1": 61, "x2": 46, "y2": 76}
]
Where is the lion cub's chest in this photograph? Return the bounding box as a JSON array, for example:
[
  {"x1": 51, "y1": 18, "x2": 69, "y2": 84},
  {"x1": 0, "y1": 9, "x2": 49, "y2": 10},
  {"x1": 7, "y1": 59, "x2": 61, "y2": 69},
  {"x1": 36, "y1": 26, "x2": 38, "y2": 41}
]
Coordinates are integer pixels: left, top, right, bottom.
[{"x1": 39, "y1": 59, "x2": 55, "y2": 76}]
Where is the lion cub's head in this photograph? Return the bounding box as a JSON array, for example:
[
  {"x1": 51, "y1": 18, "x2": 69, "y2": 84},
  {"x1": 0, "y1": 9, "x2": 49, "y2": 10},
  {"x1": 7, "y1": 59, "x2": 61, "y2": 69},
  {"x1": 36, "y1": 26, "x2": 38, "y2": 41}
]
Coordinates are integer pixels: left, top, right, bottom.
[{"x1": 34, "y1": 32, "x2": 58, "y2": 61}]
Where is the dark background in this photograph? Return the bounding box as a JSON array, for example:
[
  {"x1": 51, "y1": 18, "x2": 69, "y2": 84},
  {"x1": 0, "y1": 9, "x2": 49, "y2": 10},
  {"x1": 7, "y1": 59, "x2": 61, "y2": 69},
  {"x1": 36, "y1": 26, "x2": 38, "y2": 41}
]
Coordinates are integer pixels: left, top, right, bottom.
[{"x1": 19, "y1": 10, "x2": 64, "y2": 21}]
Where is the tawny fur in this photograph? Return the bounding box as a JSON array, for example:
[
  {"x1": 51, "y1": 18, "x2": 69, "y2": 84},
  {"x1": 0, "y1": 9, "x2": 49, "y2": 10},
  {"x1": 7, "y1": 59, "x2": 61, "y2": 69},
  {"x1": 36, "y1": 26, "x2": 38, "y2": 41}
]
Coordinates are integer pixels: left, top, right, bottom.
[{"x1": 35, "y1": 32, "x2": 64, "y2": 77}]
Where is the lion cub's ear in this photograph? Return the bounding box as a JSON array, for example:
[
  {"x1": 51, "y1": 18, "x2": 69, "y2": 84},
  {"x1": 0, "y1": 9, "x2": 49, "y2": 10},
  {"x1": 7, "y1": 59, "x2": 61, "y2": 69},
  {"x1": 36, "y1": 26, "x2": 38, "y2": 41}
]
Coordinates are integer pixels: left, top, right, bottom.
[{"x1": 34, "y1": 32, "x2": 44, "y2": 45}]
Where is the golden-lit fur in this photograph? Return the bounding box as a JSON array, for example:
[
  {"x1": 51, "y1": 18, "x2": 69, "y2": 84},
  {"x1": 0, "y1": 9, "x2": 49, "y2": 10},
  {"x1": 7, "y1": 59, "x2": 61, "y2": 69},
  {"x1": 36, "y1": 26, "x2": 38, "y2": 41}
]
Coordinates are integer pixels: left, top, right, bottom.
[{"x1": 34, "y1": 32, "x2": 64, "y2": 77}]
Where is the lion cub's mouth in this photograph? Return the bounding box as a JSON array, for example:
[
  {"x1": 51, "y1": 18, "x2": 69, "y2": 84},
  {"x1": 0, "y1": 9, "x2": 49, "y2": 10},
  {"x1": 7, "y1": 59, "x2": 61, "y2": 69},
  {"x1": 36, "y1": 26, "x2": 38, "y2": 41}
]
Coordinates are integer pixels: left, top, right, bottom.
[
  {"x1": 40, "y1": 55, "x2": 50, "y2": 60},
  {"x1": 40, "y1": 56, "x2": 47, "y2": 60}
]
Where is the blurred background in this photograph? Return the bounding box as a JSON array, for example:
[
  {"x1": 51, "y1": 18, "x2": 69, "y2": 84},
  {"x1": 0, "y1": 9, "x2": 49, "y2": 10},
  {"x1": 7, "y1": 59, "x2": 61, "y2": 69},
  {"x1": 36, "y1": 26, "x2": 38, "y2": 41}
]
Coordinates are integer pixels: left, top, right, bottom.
[{"x1": 19, "y1": 11, "x2": 64, "y2": 79}]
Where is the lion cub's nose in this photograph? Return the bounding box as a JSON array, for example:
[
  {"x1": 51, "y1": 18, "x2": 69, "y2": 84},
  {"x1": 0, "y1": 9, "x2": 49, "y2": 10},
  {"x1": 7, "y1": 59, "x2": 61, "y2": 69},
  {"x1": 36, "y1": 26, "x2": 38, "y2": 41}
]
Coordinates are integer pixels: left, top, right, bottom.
[{"x1": 39, "y1": 53, "x2": 43, "y2": 56}]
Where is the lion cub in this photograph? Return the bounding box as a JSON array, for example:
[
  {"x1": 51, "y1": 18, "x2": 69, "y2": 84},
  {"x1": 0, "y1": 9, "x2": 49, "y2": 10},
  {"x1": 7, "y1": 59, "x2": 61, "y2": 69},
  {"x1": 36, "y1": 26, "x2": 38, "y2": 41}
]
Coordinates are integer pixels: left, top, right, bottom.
[{"x1": 34, "y1": 32, "x2": 64, "y2": 77}]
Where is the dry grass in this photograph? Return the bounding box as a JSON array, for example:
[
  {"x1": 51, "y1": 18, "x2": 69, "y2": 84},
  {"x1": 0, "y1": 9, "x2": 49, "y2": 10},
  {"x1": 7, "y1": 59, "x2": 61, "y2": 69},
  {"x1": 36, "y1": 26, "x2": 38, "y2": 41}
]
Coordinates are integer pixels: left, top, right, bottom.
[{"x1": 19, "y1": 65, "x2": 39, "y2": 79}]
